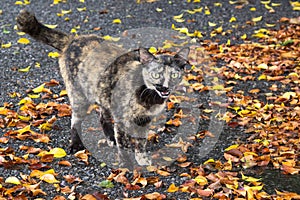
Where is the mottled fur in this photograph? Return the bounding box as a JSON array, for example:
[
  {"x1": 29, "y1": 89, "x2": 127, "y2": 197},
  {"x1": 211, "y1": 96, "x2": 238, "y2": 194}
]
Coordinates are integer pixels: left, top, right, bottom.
[{"x1": 17, "y1": 10, "x2": 189, "y2": 166}]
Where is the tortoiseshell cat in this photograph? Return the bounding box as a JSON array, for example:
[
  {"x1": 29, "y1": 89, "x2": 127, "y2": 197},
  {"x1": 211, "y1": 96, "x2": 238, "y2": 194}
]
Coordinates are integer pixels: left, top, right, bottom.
[{"x1": 17, "y1": 10, "x2": 189, "y2": 166}]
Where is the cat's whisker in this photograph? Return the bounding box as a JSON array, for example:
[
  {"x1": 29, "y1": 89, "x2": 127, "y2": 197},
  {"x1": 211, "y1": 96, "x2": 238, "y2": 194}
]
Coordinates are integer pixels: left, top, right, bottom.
[{"x1": 139, "y1": 88, "x2": 149, "y2": 99}]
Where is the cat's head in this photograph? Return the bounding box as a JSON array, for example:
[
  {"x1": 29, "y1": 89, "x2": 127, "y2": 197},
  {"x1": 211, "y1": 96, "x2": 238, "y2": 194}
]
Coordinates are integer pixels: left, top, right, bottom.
[{"x1": 140, "y1": 47, "x2": 189, "y2": 98}]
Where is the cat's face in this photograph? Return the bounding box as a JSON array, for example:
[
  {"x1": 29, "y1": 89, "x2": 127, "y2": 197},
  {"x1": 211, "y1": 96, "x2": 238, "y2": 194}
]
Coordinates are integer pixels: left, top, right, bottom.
[{"x1": 140, "y1": 48, "x2": 189, "y2": 98}]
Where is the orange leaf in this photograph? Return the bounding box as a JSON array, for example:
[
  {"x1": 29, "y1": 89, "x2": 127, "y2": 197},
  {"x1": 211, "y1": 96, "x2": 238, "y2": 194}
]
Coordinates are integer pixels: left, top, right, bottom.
[{"x1": 167, "y1": 183, "x2": 179, "y2": 192}]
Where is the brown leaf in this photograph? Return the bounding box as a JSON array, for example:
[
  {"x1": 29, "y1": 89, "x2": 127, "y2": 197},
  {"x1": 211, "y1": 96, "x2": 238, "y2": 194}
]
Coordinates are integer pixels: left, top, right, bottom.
[
  {"x1": 144, "y1": 192, "x2": 166, "y2": 200},
  {"x1": 58, "y1": 160, "x2": 72, "y2": 167},
  {"x1": 156, "y1": 169, "x2": 170, "y2": 176}
]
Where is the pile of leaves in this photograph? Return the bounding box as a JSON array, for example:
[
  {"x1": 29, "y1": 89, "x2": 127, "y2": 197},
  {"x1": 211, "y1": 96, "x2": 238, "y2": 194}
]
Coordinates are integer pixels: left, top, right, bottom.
[{"x1": 1, "y1": 0, "x2": 300, "y2": 199}]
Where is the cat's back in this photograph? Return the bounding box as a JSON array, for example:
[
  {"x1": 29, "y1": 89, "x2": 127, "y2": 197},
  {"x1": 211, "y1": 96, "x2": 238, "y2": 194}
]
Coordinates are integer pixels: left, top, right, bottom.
[{"x1": 58, "y1": 35, "x2": 126, "y2": 103}]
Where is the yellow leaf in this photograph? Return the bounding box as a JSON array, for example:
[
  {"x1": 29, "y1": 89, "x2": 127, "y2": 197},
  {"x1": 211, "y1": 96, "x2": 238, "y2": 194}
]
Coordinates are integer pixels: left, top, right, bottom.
[
  {"x1": 163, "y1": 157, "x2": 174, "y2": 161},
  {"x1": 264, "y1": 4, "x2": 273, "y2": 10},
  {"x1": 244, "y1": 152, "x2": 258, "y2": 156},
  {"x1": 48, "y1": 148, "x2": 67, "y2": 158},
  {"x1": 1, "y1": 42, "x2": 12, "y2": 48},
  {"x1": 18, "y1": 66, "x2": 31, "y2": 72},
  {"x1": 167, "y1": 183, "x2": 179, "y2": 192},
  {"x1": 252, "y1": 32, "x2": 269, "y2": 39},
  {"x1": 28, "y1": 93, "x2": 40, "y2": 98},
  {"x1": 288, "y1": 72, "x2": 299, "y2": 78},
  {"x1": 5, "y1": 177, "x2": 21, "y2": 185},
  {"x1": 225, "y1": 144, "x2": 239, "y2": 151},
  {"x1": 174, "y1": 18, "x2": 185, "y2": 23},
  {"x1": 17, "y1": 31, "x2": 25, "y2": 35},
  {"x1": 40, "y1": 174, "x2": 60, "y2": 183},
  {"x1": 61, "y1": 9, "x2": 72, "y2": 14},
  {"x1": 17, "y1": 125, "x2": 32, "y2": 134},
  {"x1": 156, "y1": 8, "x2": 163, "y2": 12},
  {"x1": 212, "y1": 84, "x2": 224, "y2": 90},
  {"x1": 241, "y1": 173, "x2": 262, "y2": 182},
  {"x1": 77, "y1": 7, "x2": 86, "y2": 12},
  {"x1": 265, "y1": 23, "x2": 276, "y2": 27},
  {"x1": 250, "y1": 7, "x2": 256, "y2": 11},
  {"x1": 204, "y1": 6, "x2": 210, "y2": 15},
  {"x1": 35, "y1": 62, "x2": 41, "y2": 67},
  {"x1": 18, "y1": 97, "x2": 33, "y2": 105},
  {"x1": 252, "y1": 16, "x2": 263, "y2": 22},
  {"x1": 18, "y1": 38, "x2": 30, "y2": 44},
  {"x1": 251, "y1": 185, "x2": 264, "y2": 191},
  {"x1": 79, "y1": 0, "x2": 85, "y2": 2},
  {"x1": 271, "y1": 3, "x2": 281, "y2": 6},
  {"x1": 148, "y1": 47, "x2": 157, "y2": 54},
  {"x1": 257, "y1": 74, "x2": 267, "y2": 80},
  {"x1": 44, "y1": 24, "x2": 58, "y2": 29},
  {"x1": 102, "y1": 35, "x2": 120, "y2": 42},
  {"x1": 39, "y1": 121, "x2": 53, "y2": 131},
  {"x1": 15, "y1": 1, "x2": 23, "y2": 5},
  {"x1": 18, "y1": 115, "x2": 31, "y2": 121},
  {"x1": 204, "y1": 158, "x2": 215, "y2": 164},
  {"x1": 60, "y1": 89, "x2": 68, "y2": 96},
  {"x1": 219, "y1": 45, "x2": 224, "y2": 53},
  {"x1": 257, "y1": 63, "x2": 268, "y2": 69},
  {"x1": 193, "y1": 30, "x2": 203, "y2": 37},
  {"x1": 208, "y1": 22, "x2": 217, "y2": 27},
  {"x1": 226, "y1": 39, "x2": 231, "y2": 46},
  {"x1": 215, "y1": 26, "x2": 223, "y2": 33},
  {"x1": 48, "y1": 52, "x2": 60, "y2": 58},
  {"x1": 32, "y1": 83, "x2": 45, "y2": 93},
  {"x1": 241, "y1": 34, "x2": 247, "y2": 40},
  {"x1": 229, "y1": 16, "x2": 236, "y2": 22},
  {"x1": 53, "y1": 0, "x2": 61, "y2": 4},
  {"x1": 282, "y1": 92, "x2": 296, "y2": 100},
  {"x1": 31, "y1": 169, "x2": 56, "y2": 178},
  {"x1": 238, "y1": 109, "x2": 251, "y2": 116},
  {"x1": 112, "y1": 18, "x2": 122, "y2": 24},
  {"x1": 194, "y1": 175, "x2": 208, "y2": 186},
  {"x1": 260, "y1": 0, "x2": 271, "y2": 5},
  {"x1": 185, "y1": 9, "x2": 196, "y2": 14},
  {"x1": 173, "y1": 13, "x2": 184, "y2": 19},
  {"x1": 71, "y1": 28, "x2": 78, "y2": 33}
]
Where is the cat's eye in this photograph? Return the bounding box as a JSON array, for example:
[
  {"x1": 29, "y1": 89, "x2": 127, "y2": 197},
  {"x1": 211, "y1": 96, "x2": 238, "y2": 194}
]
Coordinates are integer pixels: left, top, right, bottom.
[
  {"x1": 171, "y1": 72, "x2": 179, "y2": 79},
  {"x1": 151, "y1": 72, "x2": 160, "y2": 79}
]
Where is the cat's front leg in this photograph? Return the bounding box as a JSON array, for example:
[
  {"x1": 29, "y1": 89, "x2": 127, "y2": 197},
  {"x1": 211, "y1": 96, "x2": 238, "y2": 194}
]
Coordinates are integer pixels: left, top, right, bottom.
[
  {"x1": 99, "y1": 108, "x2": 115, "y2": 146},
  {"x1": 134, "y1": 137, "x2": 152, "y2": 166},
  {"x1": 114, "y1": 126, "x2": 136, "y2": 168}
]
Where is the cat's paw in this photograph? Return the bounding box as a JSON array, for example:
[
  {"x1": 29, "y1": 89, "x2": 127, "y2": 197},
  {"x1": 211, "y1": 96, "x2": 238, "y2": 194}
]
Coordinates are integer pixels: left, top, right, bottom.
[
  {"x1": 135, "y1": 152, "x2": 152, "y2": 166},
  {"x1": 97, "y1": 139, "x2": 114, "y2": 147},
  {"x1": 69, "y1": 128, "x2": 85, "y2": 153}
]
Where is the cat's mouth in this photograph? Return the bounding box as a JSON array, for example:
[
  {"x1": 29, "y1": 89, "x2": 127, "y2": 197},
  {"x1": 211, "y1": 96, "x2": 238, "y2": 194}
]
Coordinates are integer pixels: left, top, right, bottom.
[{"x1": 155, "y1": 85, "x2": 170, "y2": 98}]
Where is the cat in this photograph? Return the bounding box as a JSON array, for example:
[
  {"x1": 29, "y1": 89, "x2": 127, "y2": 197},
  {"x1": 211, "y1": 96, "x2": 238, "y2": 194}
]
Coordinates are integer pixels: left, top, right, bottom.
[{"x1": 17, "y1": 10, "x2": 190, "y2": 167}]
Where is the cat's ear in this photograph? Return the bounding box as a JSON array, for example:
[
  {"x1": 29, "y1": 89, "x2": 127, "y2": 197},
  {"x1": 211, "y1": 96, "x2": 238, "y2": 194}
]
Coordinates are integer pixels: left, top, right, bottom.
[
  {"x1": 175, "y1": 47, "x2": 190, "y2": 60},
  {"x1": 139, "y1": 48, "x2": 155, "y2": 63}
]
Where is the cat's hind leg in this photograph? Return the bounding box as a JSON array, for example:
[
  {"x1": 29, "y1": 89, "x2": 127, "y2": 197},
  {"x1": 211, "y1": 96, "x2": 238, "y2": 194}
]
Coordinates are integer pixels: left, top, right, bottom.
[{"x1": 69, "y1": 104, "x2": 89, "y2": 153}]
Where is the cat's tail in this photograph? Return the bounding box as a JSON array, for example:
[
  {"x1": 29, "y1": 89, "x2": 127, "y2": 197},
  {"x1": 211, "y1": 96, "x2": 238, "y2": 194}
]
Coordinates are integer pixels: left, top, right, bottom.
[{"x1": 17, "y1": 10, "x2": 72, "y2": 51}]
